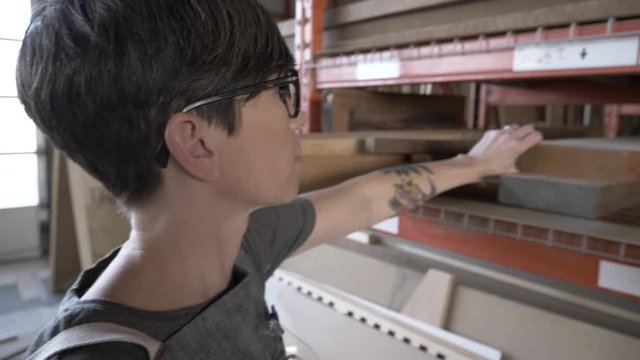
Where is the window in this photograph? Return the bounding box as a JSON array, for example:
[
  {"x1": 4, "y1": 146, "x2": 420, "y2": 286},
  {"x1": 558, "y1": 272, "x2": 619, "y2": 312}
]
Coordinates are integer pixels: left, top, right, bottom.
[{"x1": 0, "y1": 1, "x2": 37, "y2": 210}]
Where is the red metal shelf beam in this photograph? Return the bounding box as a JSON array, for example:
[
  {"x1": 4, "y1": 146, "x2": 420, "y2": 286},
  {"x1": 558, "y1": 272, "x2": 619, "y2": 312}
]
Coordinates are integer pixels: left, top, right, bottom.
[
  {"x1": 390, "y1": 206, "x2": 640, "y2": 301},
  {"x1": 315, "y1": 19, "x2": 640, "y2": 89},
  {"x1": 477, "y1": 80, "x2": 640, "y2": 133}
]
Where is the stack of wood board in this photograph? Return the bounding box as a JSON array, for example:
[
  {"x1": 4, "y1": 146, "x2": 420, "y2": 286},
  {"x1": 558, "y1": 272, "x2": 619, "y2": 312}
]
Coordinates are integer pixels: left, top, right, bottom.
[
  {"x1": 300, "y1": 128, "x2": 595, "y2": 194},
  {"x1": 300, "y1": 130, "x2": 491, "y2": 192},
  {"x1": 499, "y1": 138, "x2": 640, "y2": 219}
]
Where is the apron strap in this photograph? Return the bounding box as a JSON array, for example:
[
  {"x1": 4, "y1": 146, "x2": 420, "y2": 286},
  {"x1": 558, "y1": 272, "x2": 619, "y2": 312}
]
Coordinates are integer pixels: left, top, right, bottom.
[{"x1": 28, "y1": 322, "x2": 162, "y2": 360}]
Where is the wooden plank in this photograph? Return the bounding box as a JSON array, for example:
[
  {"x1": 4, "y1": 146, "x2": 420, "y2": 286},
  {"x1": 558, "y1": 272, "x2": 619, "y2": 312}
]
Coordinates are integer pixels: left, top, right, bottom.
[
  {"x1": 498, "y1": 174, "x2": 640, "y2": 218},
  {"x1": 66, "y1": 160, "x2": 130, "y2": 269},
  {"x1": 362, "y1": 128, "x2": 592, "y2": 155},
  {"x1": 301, "y1": 135, "x2": 363, "y2": 156},
  {"x1": 497, "y1": 106, "x2": 541, "y2": 128},
  {"x1": 365, "y1": 138, "x2": 476, "y2": 155},
  {"x1": 323, "y1": 89, "x2": 465, "y2": 132},
  {"x1": 300, "y1": 154, "x2": 404, "y2": 192},
  {"x1": 518, "y1": 138, "x2": 640, "y2": 182},
  {"x1": 322, "y1": 0, "x2": 640, "y2": 54},
  {"x1": 486, "y1": 80, "x2": 640, "y2": 106},
  {"x1": 402, "y1": 269, "x2": 455, "y2": 328},
  {"x1": 301, "y1": 129, "x2": 484, "y2": 156},
  {"x1": 324, "y1": 0, "x2": 466, "y2": 28},
  {"x1": 49, "y1": 151, "x2": 81, "y2": 291}
]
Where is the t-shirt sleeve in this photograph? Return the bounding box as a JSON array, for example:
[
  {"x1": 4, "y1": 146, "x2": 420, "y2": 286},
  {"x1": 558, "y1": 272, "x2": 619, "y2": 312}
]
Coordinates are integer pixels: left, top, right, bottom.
[{"x1": 242, "y1": 197, "x2": 316, "y2": 278}]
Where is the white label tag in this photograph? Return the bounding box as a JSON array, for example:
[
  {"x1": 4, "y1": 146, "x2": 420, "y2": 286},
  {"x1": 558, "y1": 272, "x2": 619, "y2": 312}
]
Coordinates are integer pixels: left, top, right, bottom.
[
  {"x1": 598, "y1": 260, "x2": 640, "y2": 297},
  {"x1": 356, "y1": 60, "x2": 401, "y2": 80},
  {"x1": 513, "y1": 36, "x2": 639, "y2": 72},
  {"x1": 372, "y1": 216, "x2": 399, "y2": 235}
]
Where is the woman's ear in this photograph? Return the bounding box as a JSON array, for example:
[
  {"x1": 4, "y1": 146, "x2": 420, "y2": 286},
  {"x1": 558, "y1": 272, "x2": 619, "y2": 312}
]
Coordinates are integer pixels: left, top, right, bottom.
[{"x1": 163, "y1": 112, "x2": 219, "y2": 181}]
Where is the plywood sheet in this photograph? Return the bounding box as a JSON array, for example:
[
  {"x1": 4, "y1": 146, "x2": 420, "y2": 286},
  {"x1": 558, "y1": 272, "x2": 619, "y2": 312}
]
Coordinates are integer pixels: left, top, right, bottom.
[
  {"x1": 499, "y1": 174, "x2": 640, "y2": 219},
  {"x1": 300, "y1": 154, "x2": 404, "y2": 192},
  {"x1": 402, "y1": 269, "x2": 455, "y2": 328},
  {"x1": 49, "y1": 151, "x2": 81, "y2": 291},
  {"x1": 66, "y1": 160, "x2": 129, "y2": 269},
  {"x1": 517, "y1": 138, "x2": 640, "y2": 182}
]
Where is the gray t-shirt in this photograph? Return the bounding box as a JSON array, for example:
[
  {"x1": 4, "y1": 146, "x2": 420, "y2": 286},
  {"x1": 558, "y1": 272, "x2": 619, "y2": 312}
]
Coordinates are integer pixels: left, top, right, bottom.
[{"x1": 27, "y1": 197, "x2": 316, "y2": 359}]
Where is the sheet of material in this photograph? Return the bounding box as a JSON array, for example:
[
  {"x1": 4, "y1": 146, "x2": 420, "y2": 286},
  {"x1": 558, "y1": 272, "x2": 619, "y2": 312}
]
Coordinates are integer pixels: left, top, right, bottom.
[
  {"x1": 283, "y1": 243, "x2": 421, "y2": 311},
  {"x1": 66, "y1": 159, "x2": 129, "y2": 269},
  {"x1": 267, "y1": 270, "x2": 503, "y2": 360},
  {"x1": 49, "y1": 151, "x2": 81, "y2": 292},
  {"x1": 369, "y1": 236, "x2": 640, "y2": 333},
  {"x1": 323, "y1": 0, "x2": 466, "y2": 27},
  {"x1": 447, "y1": 286, "x2": 640, "y2": 360},
  {"x1": 517, "y1": 138, "x2": 640, "y2": 182},
  {"x1": 301, "y1": 134, "x2": 363, "y2": 156},
  {"x1": 265, "y1": 276, "x2": 437, "y2": 360},
  {"x1": 321, "y1": 0, "x2": 640, "y2": 54},
  {"x1": 363, "y1": 128, "x2": 593, "y2": 155},
  {"x1": 402, "y1": 269, "x2": 455, "y2": 328},
  {"x1": 301, "y1": 130, "x2": 482, "y2": 157},
  {"x1": 498, "y1": 174, "x2": 640, "y2": 219},
  {"x1": 365, "y1": 138, "x2": 477, "y2": 155},
  {"x1": 323, "y1": 89, "x2": 465, "y2": 132},
  {"x1": 496, "y1": 106, "x2": 540, "y2": 128},
  {"x1": 299, "y1": 154, "x2": 404, "y2": 192},
  {"x1": 485, "y1": 80, "x2": 640, "y2": 106}
]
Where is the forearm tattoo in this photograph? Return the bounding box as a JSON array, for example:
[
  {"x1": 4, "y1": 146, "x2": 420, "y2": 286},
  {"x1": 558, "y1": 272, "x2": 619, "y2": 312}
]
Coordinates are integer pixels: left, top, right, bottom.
[{"x1": 379, "y1": 164, "x2": 437, "y2": 212}]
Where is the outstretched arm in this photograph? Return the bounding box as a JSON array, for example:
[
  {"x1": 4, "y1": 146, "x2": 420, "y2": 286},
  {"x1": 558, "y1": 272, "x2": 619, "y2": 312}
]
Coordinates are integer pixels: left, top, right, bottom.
[{"x1": 294, "y1": 124, "x2": 543, "y2": 255}]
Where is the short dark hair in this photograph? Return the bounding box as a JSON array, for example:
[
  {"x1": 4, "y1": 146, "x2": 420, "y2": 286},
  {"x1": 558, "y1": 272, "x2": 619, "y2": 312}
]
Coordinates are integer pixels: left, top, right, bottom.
[{"x1": 17, "y1": 0, "x2": 294, "y2": 206}]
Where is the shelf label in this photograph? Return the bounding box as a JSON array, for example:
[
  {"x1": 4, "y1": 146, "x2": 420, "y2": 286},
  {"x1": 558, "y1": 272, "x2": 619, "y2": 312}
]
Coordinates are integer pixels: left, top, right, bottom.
[
  {"x1": 513, "y1": 36, "x2": 639, "y2": 72},
  {"x1": 372, "y1": 216, "x2": 399, "y2": 235},
  {"x1": 356, "y1": 59, "x2": 401, "y2": 80},
  {"x1": 598, "y1": 260, "x2": 640, "y2": 297}
]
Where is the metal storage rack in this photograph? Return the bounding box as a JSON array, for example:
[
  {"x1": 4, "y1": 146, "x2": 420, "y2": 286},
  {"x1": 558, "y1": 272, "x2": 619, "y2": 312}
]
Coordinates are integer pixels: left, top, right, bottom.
[{"x1": 286, "y1": 0, "x2": 640, "y2": 305}]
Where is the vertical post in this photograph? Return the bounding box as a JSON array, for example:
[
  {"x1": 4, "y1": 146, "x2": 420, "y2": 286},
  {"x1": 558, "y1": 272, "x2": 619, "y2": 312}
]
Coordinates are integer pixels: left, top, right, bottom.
[
  {"x1": 295, "y1": 0, "x2": 326, "y2": 133},
  {"x1": 477, "y1": 83, "x2": 490, "y2": 129},
  {"x1": 604, "y1": 104, "x2": 620, "y2": 138},
  {"x1": 284, "y1": 0, "x2": 292, "y2": 19},
  {"x1": 465, "y1": 82, "x2": 478, "y2": 129}
]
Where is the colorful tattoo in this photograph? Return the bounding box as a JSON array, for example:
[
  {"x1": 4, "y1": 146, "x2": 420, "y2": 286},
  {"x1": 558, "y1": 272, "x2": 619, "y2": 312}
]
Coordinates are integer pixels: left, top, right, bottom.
[
  {"x1": 381, "y1": 164, "x2": 434, "y2": 176},
  {"x1": 381, "y1": 164, "x2": 437, "y2": 212}
]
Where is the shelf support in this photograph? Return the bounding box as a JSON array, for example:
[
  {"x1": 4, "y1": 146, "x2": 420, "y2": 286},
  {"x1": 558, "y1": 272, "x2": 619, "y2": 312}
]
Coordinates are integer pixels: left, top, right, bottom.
[{"x1": 295, "y1": 0, "x2": 326, "y2": 133}]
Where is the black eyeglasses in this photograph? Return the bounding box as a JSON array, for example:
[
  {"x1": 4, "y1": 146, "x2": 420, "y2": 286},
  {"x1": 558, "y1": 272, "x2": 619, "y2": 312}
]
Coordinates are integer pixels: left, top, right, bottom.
[{"x1": 155, "y1": 69, "x2": 300, "y2": 168}]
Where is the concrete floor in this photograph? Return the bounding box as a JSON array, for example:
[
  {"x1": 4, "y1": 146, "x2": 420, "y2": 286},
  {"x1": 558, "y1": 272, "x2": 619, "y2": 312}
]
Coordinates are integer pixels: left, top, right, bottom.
[{"x1": 0, "y1": 257, "x2": 63, "y2": 360}]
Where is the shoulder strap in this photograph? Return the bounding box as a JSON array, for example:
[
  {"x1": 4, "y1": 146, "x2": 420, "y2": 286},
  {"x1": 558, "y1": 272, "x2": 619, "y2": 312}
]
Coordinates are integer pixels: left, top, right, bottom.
[{"x1": 28, "y1": 322, "x2": 162, "y2": 360}]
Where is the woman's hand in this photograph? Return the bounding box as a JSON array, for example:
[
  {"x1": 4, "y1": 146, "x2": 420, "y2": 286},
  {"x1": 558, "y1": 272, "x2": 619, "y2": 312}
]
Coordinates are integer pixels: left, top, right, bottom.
[{"x1": 467, "y1": 124, "x2": 544, "y2": 178}]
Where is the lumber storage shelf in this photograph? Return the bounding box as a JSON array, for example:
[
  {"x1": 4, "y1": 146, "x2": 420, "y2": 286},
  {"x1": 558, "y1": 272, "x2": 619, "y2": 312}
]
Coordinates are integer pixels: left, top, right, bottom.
[
  {"x1": 313, "y1": 18, "x2": 640, "y2": 88},
  {"x1": 384, "y1": 200, "x2": 640, "y2": 302},
  {"x1": 288, "y1": 1, "x2": 640, "y2": 301},
  {"x1": 287, "y1": 0, "x2": 640, "y2": 132}
]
